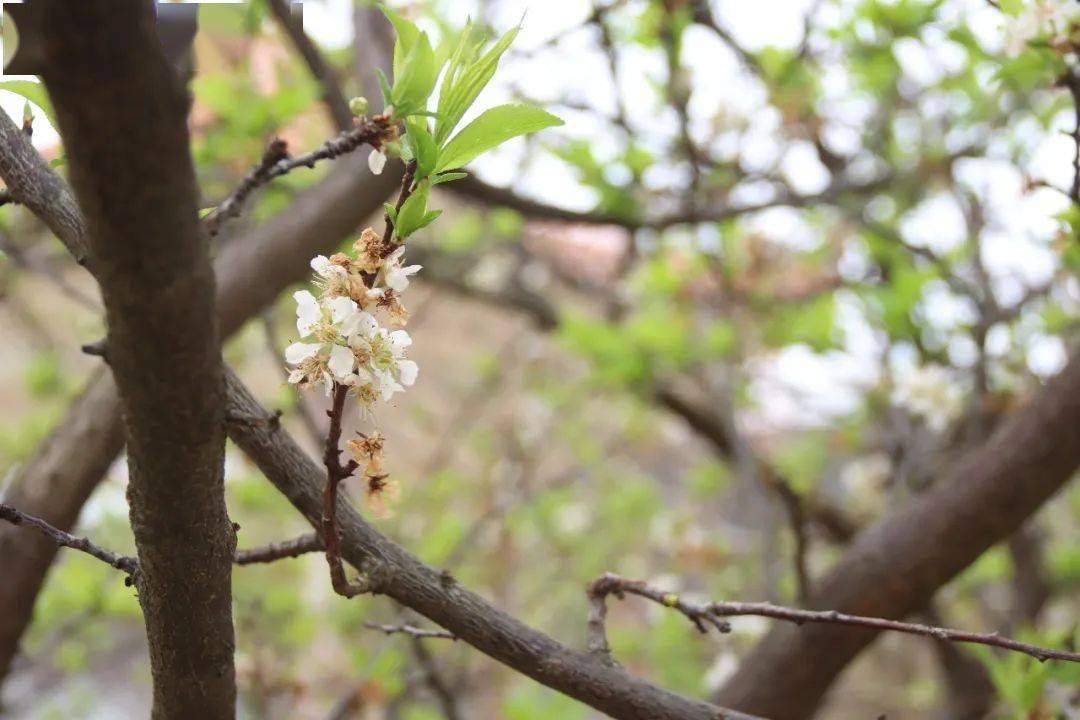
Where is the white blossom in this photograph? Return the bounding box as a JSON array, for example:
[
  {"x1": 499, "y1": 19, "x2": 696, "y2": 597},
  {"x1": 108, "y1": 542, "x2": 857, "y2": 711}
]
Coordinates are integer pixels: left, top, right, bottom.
[
  {"x1": 1003, "y1": 0, "x2": 1079, "y2": 56},
  {"x1": 342, "y1": 318, "x2": 418, "y2": 404},
  {"x1": 892, "y1": 363, "x2": 965, "y2": 433},
  {"x1": 368, "y1": 148, "x2": 387, "y2": 175},
  {"x1": 285, "y1": 291, "x2": 361, "y2": 394},
  {"x1": 381, "y1": 246, "x2": 422, "y2": 292}
]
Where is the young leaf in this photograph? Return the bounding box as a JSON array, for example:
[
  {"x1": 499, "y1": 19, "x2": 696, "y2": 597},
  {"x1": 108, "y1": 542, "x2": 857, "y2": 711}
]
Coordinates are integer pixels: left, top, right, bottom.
[
  {"x1": 391, "y1": 31, "x2": 439, "y2": 119},
  {"x1": 383, "y1": 202, "x2": 398, "y2": 224},
  {"x1": 379, "y1": 4, "x2": 421, "y2": 79},
  {"x1": 413, "y1": 209, "x2": 443, "y2": 234},
  {"x1": 0, "y1": 80, "x2": 58, "y2": 129},
  {"x1": 436, "y1": 104, "x2": 563, "y2": 172},
  {"x1": 393, "y1": 181, "x2": 431, "y2": 238},
  {"x1": 405, "y1": 116, "x2": 439, "y2": 179},
  {"x1": 375, "y1": 68, "x2": 393, "y2": 110},
  {"x1": 434, "y1": 24, "x2": 520, "y2": 145},
  {"x1": 431, "y1": 171, "x2": 469, "y2": 185}
]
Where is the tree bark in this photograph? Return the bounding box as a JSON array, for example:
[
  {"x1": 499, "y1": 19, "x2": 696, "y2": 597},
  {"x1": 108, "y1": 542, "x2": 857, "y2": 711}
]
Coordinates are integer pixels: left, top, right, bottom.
[
  {"x1": 714, "y1": 352, "x2": 1080, "y2": 719},
  {"x1": 37, "y1": 2, "x2": 234, "y2": 716}
]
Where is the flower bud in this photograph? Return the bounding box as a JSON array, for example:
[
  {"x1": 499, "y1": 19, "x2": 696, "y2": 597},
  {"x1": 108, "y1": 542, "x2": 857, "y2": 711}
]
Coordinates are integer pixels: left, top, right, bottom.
[{"x1": 349, "y1": 96, "x2": 370, "y2": 116}]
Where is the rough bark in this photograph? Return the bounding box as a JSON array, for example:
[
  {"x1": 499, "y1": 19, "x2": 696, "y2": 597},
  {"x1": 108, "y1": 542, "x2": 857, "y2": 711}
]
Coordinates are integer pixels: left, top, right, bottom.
[
  {"x1": 715, "y1": 352, "x2": 1080, "y2": 719},
  {"x1": 0, "y1": 109, "x2": 88, "y2": 264},
  {"x1": 222, "y1": 368, "x2": 761, "y2": 720},
  {"x1": 37, "y1": 2, "x2": 234, "y2": 716}
]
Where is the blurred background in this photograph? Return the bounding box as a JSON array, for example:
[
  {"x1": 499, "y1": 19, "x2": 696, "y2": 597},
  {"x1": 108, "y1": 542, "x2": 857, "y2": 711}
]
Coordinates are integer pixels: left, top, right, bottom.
[{"x1": 0, "y1": 0, "x2": 1078, "y2": 717}]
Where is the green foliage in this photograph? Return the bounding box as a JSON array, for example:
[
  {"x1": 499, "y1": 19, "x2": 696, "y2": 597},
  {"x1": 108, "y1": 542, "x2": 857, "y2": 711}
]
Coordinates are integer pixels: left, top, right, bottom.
[
  {"x1": 434, "y1": 21, "x2": 520, "y2": 145},
  {"x1": 762, "y1": 294, "x2": 841, "y2": 352},
  {"x1": 22, "y1": 352, "x2": 63, "y2": 398},
  {"x1": 436, "y1": 104, "x2": 563, "y2": 172},
  {"x1": 0, "y1": 80, "x2": 58, "y2": 128}
]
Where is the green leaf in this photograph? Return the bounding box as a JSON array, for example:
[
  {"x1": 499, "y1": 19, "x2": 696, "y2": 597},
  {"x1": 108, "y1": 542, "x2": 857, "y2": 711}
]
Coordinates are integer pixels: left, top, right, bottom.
[
  {"x1": 434, "y1": 24, "x2": 519, "y2": 145},
  {"x1": 380, "y1": 4, "x2": 421, "y2": 80},
  {"x1": 382, "y1": 202, "x2": 398, "y2": 223},
  {"x1": 998, "y1": 0, "x2": 1022, "y2": 15},
  {"x1": 390, "y1": 30, "x2": 439, "y2": 118},
  {"x1": 0, "y1": 80, "x2": 58, "y2": 129},
  {"x1": 375, "y1": 68, "x2": 394, "y2": 110},
  {"x1": 431, "y1": 171, "x2": 468, "y2": 185},
  {"x1": 414, "y1": 209, "x2": 443, "y2": 233},
  {"x1": 436, "y1": 103, "x2": 563, "y2": 172},
  {"x1": 405, "y1": 116, "x2": 439, "y2": 179},
  {"x1": 393, "y1": 181, "x2": 432, "y2": 238}
]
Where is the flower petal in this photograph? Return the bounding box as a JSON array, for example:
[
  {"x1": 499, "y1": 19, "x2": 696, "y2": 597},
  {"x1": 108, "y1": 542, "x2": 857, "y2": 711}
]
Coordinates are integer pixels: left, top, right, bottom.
[
  {"x1": 294, "y1": 290, "x2": 321, "y2": 336},
  {"x1": 330, "y1": 295, "x2": 360, "y2": 333},
  {"x1": 397, "y1": 359, "x2": 418, "y2": 386},
  {"x1": 368, "y1": 149, "x2": 387, "y2": 175},
  {"x1": 310, "y1": 255, "x2": 334, "y2": 278},
  {"x1": 327, "y1": 343, "x2": 355, "y2": 379},
  {"x1": 389, "y1": 329, "x2": 412, "y2": 354},
  {"x1": 284, "y1": 341, "x2": 320, "y2": 364}
]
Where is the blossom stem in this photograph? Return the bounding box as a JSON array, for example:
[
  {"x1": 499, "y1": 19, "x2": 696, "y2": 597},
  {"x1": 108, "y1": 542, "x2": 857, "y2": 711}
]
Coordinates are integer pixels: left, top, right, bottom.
[{"x1": 322, "y1": 382, "x2": 367, "y2": 597}]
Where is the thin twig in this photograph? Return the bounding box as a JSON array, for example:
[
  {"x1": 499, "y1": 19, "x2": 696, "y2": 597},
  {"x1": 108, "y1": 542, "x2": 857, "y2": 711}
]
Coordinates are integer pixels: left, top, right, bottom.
[
  {"x1": 235, "y1": 532, "x2": 323, "y2": 565},
  {"x1": 410, "y1": 633, "x2": 463, "y2": 720},
  {"x1": 382, "y1": 158, "x2": 418, "y2": 248},
  {"x1": 0, "y1": 503, "x2": 138, "y2": 578},
  {"x1": 588, "y1": 573, "x2": 1080, "y2": 664},
  {"x1": 1, "y1": 502, "x2": 326, "y2": 574},
  {"x1": 587, "y1": 573, "x2": 730, "y2": 659},
  {"x1": 0, "y1": 230, "x2": 101, "y2": 311},
  {"x1": 322, "y1": 383, "x2": 368, "y2": 597},
  {"x1": 363, "y1": 622, "x2": 456, "y2": 641},
  {"x1": 265, "y1": 0, "x2": 354, "y2": 130},
  {"x1": 203, "y1": 115, "x2": 394, "y2": 236}
]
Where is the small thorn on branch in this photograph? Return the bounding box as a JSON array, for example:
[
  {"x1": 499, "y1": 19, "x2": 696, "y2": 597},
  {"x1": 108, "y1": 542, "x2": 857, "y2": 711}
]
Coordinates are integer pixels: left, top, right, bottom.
[
  {"x1": 363, "y1": 622, "x2": 457, "y2": 641},
  {"x1": 81, "y1": 338, "x2": 108, "y2": 360}
]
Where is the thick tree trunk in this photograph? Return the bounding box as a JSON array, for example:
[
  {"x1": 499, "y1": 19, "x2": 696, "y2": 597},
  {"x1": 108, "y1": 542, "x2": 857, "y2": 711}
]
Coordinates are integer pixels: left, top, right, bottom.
[
  {"x1": 37, "y1": 2, "x2": 235, "y2": 716},
  {"x1": 714, "y1": 352, "x2": 1080, "y2": 719}
]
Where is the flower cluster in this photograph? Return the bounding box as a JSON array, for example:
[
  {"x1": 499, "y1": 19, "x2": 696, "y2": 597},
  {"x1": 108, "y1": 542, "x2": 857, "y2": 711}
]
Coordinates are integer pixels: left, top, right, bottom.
[
  {"x1": 284, "y1": 229, "x2": 422, "y2": 517},
  {"x1": 891, "y1": 363, "x2": 965, "y2": 434},
  {"x1": 1003, "y1": 0, "x2": 1079, "y2": 56}
]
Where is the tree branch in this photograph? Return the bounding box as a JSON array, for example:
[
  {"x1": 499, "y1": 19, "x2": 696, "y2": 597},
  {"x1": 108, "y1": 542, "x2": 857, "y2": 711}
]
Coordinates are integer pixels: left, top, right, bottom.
[
  {"x1": 266, "y1": 0, "x2": 354, "y2": 131},
  {"x1": 222, "y1": 367, "x2": 762, "y2": 720},
  {"x1": 322, "y1": 384, "x2": 368, "y2": 597},
  {"x1": 589, "y1": 573, "x2": 1080, "y2": 666},
  {"x1": 0, "y1": 503, "x2": 138, "y2": 578},
  {"x1": 234, "y1": 532, "x2": 323, "y2": 565},
  {"x1": 363, "y1": 622, "x2": 457, "y2": 641},
  {"x1": 203, "y1": 116, "x2": 395, "y2": 236},
  {"x1": 716, "y1": 351, "x2": 1080, "y2": 719},
  {"x1": 0, "y1": 103, "x2": 89, "y2": 265}
]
